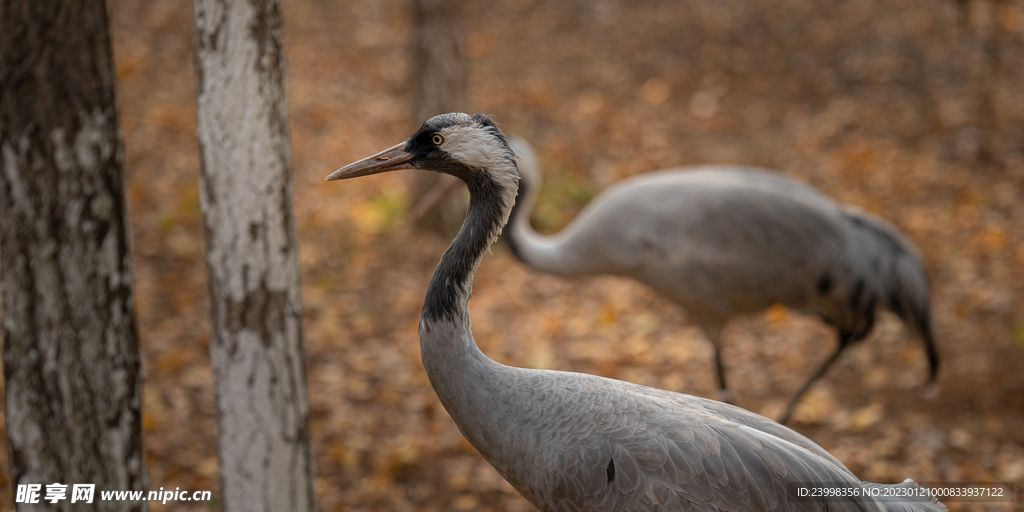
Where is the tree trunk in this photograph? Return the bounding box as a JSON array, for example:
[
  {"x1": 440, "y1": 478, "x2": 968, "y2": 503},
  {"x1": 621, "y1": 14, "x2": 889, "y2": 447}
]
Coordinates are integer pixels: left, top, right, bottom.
[
  {"x1": 0, "y1": 1, "x2": 148, "y2": 510},
  {"x1": 192, "y1": 0, "x2": 316, "y2": 511},
  {"x1": 409, "y1": 0, "x2": 468, "y2": 234}
]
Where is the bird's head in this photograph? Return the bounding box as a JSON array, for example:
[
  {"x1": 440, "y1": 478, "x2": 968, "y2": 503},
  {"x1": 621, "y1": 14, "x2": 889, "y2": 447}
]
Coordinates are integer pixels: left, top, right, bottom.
[{"x1": 326, "y1": 113, "x2": 518, "y2": 192}]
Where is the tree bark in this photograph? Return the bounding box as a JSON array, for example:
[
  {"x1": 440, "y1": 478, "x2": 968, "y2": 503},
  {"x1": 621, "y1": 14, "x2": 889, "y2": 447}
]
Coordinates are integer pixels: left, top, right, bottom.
[
  {"x1": 192, "y1": 0, "x2": 316, "y2": 511},
  {"x1": 0, "y1": 1, "x2": 148, "y2": 510},
  {"x1": 409, "y1": 0, "x2": 468, "y2": 234}
]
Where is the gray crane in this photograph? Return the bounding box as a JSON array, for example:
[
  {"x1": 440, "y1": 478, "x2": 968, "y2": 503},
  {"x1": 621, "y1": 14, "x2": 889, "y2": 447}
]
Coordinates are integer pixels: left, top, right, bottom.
[
  {"x1": 505, "y1": 136, "x2": 939, "y2": 423},
  {"x1": 326, "y1": 112, "x2": 946, "y2": 512}
]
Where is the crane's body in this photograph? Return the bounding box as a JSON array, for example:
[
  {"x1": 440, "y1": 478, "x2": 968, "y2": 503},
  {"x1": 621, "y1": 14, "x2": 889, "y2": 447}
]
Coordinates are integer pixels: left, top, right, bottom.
[
  {"x1": 431, "y1": 347, "x2": 933, "y2": 511},
  {"x1": 327, "y1": 113, "x2": 945, "y2": 511},
  {"x1": 506, "y1": 138, "x2": 939, "y2": 421}
]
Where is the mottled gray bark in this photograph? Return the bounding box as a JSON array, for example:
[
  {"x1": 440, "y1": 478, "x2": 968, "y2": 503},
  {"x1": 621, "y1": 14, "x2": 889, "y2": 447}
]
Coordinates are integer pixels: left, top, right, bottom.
[
  {"x1": 192, "y1": 0, "x2": 316, "y2": 511},
  {"x1": 0, "y1": 1, "x2": 148, "y2": 511},
  {"x1": 409, "y1": 0, "x2": 468, "y2": 233}
]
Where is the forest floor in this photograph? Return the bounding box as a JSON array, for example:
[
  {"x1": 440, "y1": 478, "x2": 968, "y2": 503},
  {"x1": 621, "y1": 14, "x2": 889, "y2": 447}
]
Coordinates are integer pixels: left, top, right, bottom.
[{"x1": 1, "y1": 0, "x2": 1023, "y2": 510}]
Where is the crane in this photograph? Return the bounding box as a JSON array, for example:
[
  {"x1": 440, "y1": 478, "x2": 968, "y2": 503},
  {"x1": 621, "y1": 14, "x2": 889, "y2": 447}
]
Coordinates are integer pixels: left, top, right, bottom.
[
  {"x1": 504, "y1": 136, "x2": 939, "y2": 423},
  {"x1": 326, "y1": 112, "x2": 946, "y2": 511}
]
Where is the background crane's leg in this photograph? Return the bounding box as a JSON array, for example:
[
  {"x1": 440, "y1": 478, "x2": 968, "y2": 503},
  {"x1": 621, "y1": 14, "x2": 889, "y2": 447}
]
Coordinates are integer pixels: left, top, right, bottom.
[
  {"x1": 917, "y1": 324, "x2": 941, "y2": 400},
  {"x1": 702, "y1": 324, "x2": 733, "y2": 404},
  {"x1": 921, "y1": 326, "x2": 940, "y2": 384},
  {"x1": 778, "y1": 331, "x2": 854, "y2": 424}
]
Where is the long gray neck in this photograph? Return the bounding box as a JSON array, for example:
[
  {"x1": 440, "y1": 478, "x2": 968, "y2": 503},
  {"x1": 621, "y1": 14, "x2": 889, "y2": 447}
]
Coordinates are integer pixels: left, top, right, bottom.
[
  {"x1": 418, "y1": 166, "x2": 545, "y2": 489},
  {"x1": 421, "y1": 173, "x2": 510, "y2": 324},
  {"x1": 419, "y1": 167, "x2": 517, "y2": 396}
]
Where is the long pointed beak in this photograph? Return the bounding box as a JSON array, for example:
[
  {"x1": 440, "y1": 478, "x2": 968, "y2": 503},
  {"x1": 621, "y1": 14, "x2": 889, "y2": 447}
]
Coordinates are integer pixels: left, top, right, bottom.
[{"x1": 325, "y1": 141, "x2": 418, "y2": 181}]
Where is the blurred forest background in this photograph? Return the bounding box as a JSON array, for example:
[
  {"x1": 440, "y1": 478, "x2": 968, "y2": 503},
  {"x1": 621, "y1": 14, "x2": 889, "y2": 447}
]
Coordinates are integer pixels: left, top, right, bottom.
[{"x1": 2, "y1": 0, "x2": 1023, "y2": 510}]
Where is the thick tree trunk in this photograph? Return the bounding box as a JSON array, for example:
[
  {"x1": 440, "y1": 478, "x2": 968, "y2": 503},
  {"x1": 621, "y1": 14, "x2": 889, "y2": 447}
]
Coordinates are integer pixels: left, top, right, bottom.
[
  {"x1": 0, "y1": 1, "x2": 148, "y2": 510},
  {"x1": 192, "y1": 0, "x2": 316, "y2": 511},
  {"x1": 409, "y1": 0, "x2": 468, "y2": 234}
]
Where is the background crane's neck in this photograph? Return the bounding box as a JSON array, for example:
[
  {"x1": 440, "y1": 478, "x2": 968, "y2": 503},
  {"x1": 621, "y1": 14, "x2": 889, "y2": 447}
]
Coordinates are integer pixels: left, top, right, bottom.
[
  {"x1": 504, "y1": 146, "x2": 588, "y2": 276},
  {"x1": 505, "y1": 156, "x2": 540, "y2": 262}
]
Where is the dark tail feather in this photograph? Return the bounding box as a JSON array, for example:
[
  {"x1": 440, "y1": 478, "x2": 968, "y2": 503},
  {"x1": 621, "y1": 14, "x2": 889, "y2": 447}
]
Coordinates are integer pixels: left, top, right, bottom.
[
  {"x1": 845, "y1": 209, "x2": 940, "y2": 382},
  {"x1": 887, "y1": 250, "x2": 940, "y2": 383}
]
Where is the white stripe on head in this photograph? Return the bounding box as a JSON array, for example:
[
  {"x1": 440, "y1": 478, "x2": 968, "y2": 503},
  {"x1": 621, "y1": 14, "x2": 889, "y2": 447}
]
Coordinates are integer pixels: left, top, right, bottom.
[
  {"x1": 438, "y1": 121, "x2": 520, "y2": 209},
  {"x1": 439, "y1": 123, "x2": 511, "y2": 171}
]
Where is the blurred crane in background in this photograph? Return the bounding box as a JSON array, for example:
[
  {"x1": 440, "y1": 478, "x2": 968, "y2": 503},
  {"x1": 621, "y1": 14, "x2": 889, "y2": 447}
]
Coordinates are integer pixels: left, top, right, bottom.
[
  {"x1": 505, "y1": 136, "x2": 940, "y2": 423},
  {"x1": 325, "y1": 113, "x2": 947, "y2": 511}
]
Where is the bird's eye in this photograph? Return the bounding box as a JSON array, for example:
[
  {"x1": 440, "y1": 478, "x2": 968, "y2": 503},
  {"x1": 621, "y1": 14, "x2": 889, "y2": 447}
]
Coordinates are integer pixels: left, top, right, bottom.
[{"x1": 431, "y1": 134, "x2": 445, "y2": 146}]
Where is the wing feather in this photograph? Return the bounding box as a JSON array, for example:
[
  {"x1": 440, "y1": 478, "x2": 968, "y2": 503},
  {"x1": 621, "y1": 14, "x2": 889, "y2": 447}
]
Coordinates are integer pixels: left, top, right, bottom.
[
  {"x1": 552, "y1": 378, "x2": 893, "y2": 511},
  {"x1": 488, "y1": 363, "x2": 941, "y2": 512}
]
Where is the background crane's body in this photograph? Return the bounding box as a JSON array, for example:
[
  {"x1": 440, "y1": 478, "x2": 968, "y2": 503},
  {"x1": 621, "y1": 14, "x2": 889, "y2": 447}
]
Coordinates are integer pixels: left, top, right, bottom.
[
  {"x1": 327, "y1": 113, "x2": 946, "y2": 511},
  {"x1": 506, "y1": 138, "x2": 939, "y2": 421}
]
